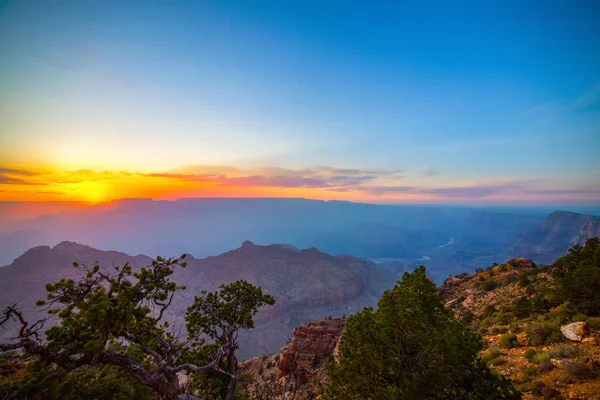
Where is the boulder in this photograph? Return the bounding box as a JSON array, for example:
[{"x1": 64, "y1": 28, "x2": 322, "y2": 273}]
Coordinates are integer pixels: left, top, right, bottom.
[{"x1": 560, "y1": 322, "x2": 589, "y2": 342}]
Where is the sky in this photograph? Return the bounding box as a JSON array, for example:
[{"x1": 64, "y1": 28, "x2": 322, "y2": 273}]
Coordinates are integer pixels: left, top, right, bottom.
[{"x1": 0, "y1": 0, "x2": 599, "y2": 205}]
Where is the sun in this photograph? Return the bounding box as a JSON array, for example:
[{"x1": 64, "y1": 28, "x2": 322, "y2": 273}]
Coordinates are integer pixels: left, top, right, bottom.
[{"x1": 65, "y1": 180, "x2": 111, "y2": 203}]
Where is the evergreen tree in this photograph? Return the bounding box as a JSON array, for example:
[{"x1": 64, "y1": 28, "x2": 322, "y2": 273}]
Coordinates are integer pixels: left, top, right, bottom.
[
  {"x1": 321, "y1": 266, "x2": 520, "y2": 399},
  {"x1": 554, "y1": 237, "x2": 600, "y2": 316}
]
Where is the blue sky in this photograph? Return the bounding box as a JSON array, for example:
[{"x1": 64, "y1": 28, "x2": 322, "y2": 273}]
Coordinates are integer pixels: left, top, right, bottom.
[{"x1": 0, "y1": 0, "x2": 599, "y2": 204}]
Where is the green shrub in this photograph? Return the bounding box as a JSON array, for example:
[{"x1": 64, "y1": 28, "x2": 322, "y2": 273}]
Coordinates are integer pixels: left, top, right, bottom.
[
  {"x1": 509, "y1": 321, "x2": 520, "y2": 333},
  {"x1": 500, "y1": 333, "x2": 519, "y2": 349},
  {"x1": 491, "y1": 325, "x2": 508, "y2": 334},
  {"x1": 572, "y1": 313, "x2": 587, "y2": 322},
  {"x1": 488, "y1": 356, "x2": 507, "y2": 366},
  {"x1": 483, "y1": 279, "x2": 498, "y2": 291},
  {"x1": 523, "y1": 348, "x2": 538, "y2": 361},
  {"x1": 588, "y1": 317, "x2": 600, "y2": 330},
  {"x1": 563, "y1": 359, "x2": 600, "y2": 382},
  {"x1": 529, "y1": 381, "x2": 560, "y2": 399},
  {"x1": 548, "y1": 343, "x2": 583, "y2": 359},
  {"x1": 481, "y1": 347, "x2": 503, "y2": 364},
  {"x1": 532, "y1": 352, "x2": 552, "y2": 372},
  {"x1": 266, "y1": 361, "x2": 273, "y2": 369},
  {"x1": 526, "y1": 320, "x2": 563, "y2": 346},
  {"x1": 522, "y1": 365, "x2": 539, "y2": 381}
]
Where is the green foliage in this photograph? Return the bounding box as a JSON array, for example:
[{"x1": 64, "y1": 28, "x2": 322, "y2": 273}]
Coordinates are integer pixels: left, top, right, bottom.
[
  {"x1": 547, "y1": 343, "x2": 583, "y2": 359},
  {"x1": 518, "y1": 381, "x2": 560, "y2": 399},
  {"x1": 531, "y1": 352, "x2": 552, "y2": 372},
  {"x1": 321, "y1": 266, "x2": 520, "y2": 399},
  {"x1": 521, "y1": 365, "x2": 539, "y2": 381},
  {"x1": 488, "y1": 356, "x2": 507, "y2": 366},
  {"x1": 3, "y1": 254, "x2": 275, "y2": 400},
  {"x1": 481, "y1": 347, "x2": 503, "y2": 364},
  {"x1": 554, "y1": 237, "x2": 600, "y2": 316},
  {"x1": 482, "y1": 279, "x2": 498, "y2": 291},
  {"x1": 186, "y1": 280, "x2": 275, "y2": 343},
  {"x1": 563, "y1": 359, "x2": 600, "y2": 382},
  {"x1": 0, "y1": 354, "x2": 153, "y2": 400},
  {"x1": 526, "y1": 319, "x2": 563, "y2": 346},
  {"x1": 500, "y1": 333, "x2": 519, "y2": 349},
  {"x1": 523, "y1": 348, "x2": 538, "y2": 361}
]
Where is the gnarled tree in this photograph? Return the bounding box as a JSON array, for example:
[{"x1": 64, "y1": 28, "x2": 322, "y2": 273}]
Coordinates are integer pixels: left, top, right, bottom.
[{"x1": 0, "y1": 255, "x2": 274, "y2": 400}]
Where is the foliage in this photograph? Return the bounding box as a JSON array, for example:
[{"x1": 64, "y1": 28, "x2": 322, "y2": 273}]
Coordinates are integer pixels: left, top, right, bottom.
[
  {"x1": 481, "y1": 347, "x2": 503, "y2": 364},
  {"x1": 521, "y1": 365, "x2": 539, "y2": 381},
  {"x1": 0, "y1": 348, "x2": 153, "y2": 400},
  {"x1": 488, "y1": 356, "x2": 507, "y2": 366},
  {"x1": 554, "y1": 237, "x2": 600, "y2": 316},
  {"x1": 531, "y1": 352, "x2": 552, "y2": 372},
  {"x1": 321, "y1": 266, "x2": 520, "y2": 399},
  {"x1": 563, "y1": 359, "x2": 600, "y2": 382},
  {"x1": 547, "y1": 343, "x2": 583, "y2": 359},
  {"x1": 500, "y1": 333, "x2": 519, "y2": 349},
  {"x1": 525, "y1": 319, "x2": 563, "y2": 346},
  {"x1": 522, "y1": 348, "x2": 538, "y2": 361},
  {"x1": 1, "y1": 256, "x2": 274, "y2": 400}
]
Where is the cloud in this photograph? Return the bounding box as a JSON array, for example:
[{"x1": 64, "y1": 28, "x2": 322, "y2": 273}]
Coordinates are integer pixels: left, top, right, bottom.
[
  {"x1": 0, "y1": 174, "x2": 40, "y2": 185},
  {"x1": 570, "y1": 84, "x2": 600, "y2": 111},
  {"x1": 359, "y1": 186, "x2": 417, "y2": 195},
  {"x1": 417, "y1": 168, "x2": 442, "y2": 176},
  {"x1": 0, "y1": 167, "x2": 39, "y2": 176},
  {"x1": 146, "y1": 165, "x2": 395, "y2": 190}
]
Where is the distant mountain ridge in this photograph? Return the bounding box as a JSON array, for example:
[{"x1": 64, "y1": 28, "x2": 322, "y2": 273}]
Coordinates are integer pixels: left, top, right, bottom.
[
  {"x1": 0, "y1": 240, "x2": 392, "y2": 359},
  {"x1": 512, "y1": 211, "x2": 600, "y2": 263}
]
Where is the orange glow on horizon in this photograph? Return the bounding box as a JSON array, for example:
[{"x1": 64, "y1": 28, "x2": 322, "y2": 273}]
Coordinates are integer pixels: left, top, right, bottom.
[{"x1": 0, "y1": 164, "x2": 598, "y2": 205}]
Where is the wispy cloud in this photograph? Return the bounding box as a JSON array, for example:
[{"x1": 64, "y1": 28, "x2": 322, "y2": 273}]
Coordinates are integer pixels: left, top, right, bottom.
[
  {"x1": 417, "y1": 168, "x2": 442, "y2": 176},
  {"x1": 570, "y1": 84, "x2": 600, "y2": 111},
  {"x1": 0, "y1": 167, "x2": 39, "y2": 176},
  {"x1": 0, "y1": 174, "x2": 40, "y2": 185},
  {"x1": 147, "y1": 165, "x2": 401, "y2": 190}
]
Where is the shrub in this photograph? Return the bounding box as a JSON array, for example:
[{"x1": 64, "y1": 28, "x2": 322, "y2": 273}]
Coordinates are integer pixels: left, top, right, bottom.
[
  {"x1": 572, "y1": 313, "x2": 587, "y2": 322},
  {"x1": 491, "y1": 325, "x2": 509, "y2": 334},
  {"x1": 509, "y1": 321, "x2": 520, "y2": 333},
  {"x1": 548, "y1": 343, "x2": 583, "y2": 359},
  {"x1": 483, "y1": 279, "x2": 498, "y2": 291},
  {"x1": 500, "y1": 333, "x2": 519, "y2": 349},
  {"x1": 274, "y1": 354, "x2": 280, "y2": 362},
  {"x1": 523, "y1": 348, "x2": 538, "y2": 361},
  {"x1": 588, "y1": 317, "x2": 600, "y2": 330},
  {"x1": 481, "y1": 347, "x2": 503, "y2": 364},
  {"x1": 526, "y1": 320, "x2": 563, "y2": 346},
  {"x1": 522, "y1": 365, "x2": 539, "y2": 381},
  {"x1": 563, "y1": 359, "x2": 600, "y2": 382},
  {"x1": 266, "y1": 361, "x2": 273, "y2": 369},
  {"x1": 488, "y1": 356, "x2": 507, "y2": 366},
  {"x1": 532, "y1": 352, "x2": 552, "y2": 372},
  {"x1": 529, "y1": 381, "x2": 560, "y2": 399}
]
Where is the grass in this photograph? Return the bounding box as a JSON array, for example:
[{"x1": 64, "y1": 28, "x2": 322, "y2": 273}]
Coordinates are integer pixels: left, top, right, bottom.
[
  {"x1": 547, "y1": 343, "x2": 583, "y2": 359},
  {"x1": 481, "y1": 347, "x2": 503, "y2": 364}
]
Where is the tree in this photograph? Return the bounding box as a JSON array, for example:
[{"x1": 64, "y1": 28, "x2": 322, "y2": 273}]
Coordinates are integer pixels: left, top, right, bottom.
[
  {"x1": 554, "y1": 237, "x2": 600, "y2": 316},
  {"x1": 185, "y1": 280, "x2": 275, "y2": 400},
  {"x1": 321, "y1": 266, "x2": 520, "y2": 399},
  {"x1": 0, "y1": 255, "x2": 274, "y2": 400}
]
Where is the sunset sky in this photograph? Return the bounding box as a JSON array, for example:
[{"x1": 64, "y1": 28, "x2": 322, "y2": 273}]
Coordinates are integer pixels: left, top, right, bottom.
[{"x1": 0, "y1": 1, "x2": 599, "y2": 205}]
